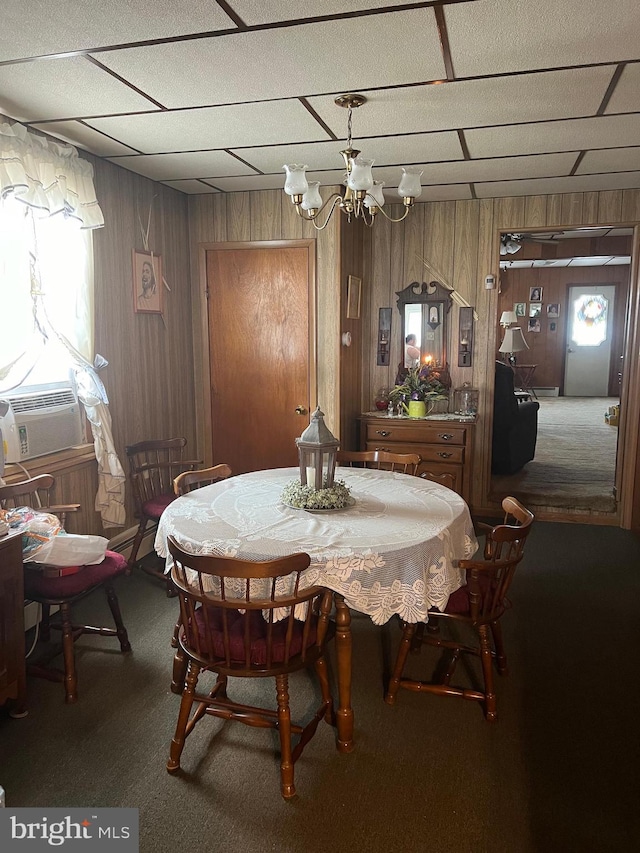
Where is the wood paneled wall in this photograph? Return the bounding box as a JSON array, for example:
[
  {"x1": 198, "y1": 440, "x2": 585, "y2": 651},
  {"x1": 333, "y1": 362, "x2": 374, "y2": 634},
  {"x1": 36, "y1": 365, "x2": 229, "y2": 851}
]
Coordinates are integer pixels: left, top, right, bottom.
[
  {"x1": 187, "y1": 190, "x2": 342, "y2": 458},
  {"x1": 361, "y1": 191, "x2": 640, "y2": 521}
]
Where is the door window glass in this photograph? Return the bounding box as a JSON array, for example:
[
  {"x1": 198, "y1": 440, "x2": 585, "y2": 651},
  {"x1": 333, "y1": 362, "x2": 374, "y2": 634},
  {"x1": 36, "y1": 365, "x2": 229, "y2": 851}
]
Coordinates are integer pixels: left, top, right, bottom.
[{"x1": 571, "y1": 294, "x2": 608, "y2": 346}]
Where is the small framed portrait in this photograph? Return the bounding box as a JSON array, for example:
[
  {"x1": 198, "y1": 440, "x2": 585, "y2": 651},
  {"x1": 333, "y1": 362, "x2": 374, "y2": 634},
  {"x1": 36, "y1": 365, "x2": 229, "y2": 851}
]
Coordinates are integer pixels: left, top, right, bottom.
[
  {"x1": 549, "y1": 321, "x2": 557, "y2": 332},
  {"x1": 547, "y1": 303, "x2": 560, "y2": 318},
  {"x1": 529, "y1": 303, "x2": 542, "y2": 318},
  {"x1": 514, "y1": 302, "x2": 526, "y2": 317},
  {"x1": 133, "y1": 250, "x2": 163, "y2": 314},
  {"x1": 528, "y1": 318, "x2": 541, "y2": 333},
  {"x1": 529, "y1": 286, "x2": 543, "y2": 302},
  {"x1": 346, "y1": 275, "x2": 362, "y2": 320}
]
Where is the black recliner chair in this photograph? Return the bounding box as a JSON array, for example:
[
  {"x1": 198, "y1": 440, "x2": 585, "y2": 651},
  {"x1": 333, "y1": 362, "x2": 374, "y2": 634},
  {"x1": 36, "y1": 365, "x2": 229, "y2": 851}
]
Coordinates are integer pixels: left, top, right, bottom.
[{"x1": 492, "y1": 361, "x2": 540, "y2": 475}]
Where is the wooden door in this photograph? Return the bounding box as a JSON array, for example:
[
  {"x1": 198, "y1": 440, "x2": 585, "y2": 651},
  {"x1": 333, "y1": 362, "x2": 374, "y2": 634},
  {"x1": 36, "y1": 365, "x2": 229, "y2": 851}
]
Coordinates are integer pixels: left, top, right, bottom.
[
  {"x1": 564, "y1": 285, "x2": 616, "y2": 396},
  {"x1": 206, "y1": 242, "x2": 315, "y2": 475}
]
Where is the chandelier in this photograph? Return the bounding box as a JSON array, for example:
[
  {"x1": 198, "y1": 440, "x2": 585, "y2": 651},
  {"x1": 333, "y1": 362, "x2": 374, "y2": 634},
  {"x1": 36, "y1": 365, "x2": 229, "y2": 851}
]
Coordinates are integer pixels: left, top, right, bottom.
[{"x1": 283, "y1": 93, "x2": 423, "y2": 230}]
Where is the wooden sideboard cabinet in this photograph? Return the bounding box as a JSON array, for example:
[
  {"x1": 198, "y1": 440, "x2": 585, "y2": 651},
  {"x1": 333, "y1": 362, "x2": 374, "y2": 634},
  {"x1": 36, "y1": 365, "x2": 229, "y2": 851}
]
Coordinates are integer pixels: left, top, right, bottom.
[
  {"x1": 0, "y1": 532, "x2": 27, "y2": 717},
  {"x1": 358, "y1": 414, "x2": 476, "y2": 503}
]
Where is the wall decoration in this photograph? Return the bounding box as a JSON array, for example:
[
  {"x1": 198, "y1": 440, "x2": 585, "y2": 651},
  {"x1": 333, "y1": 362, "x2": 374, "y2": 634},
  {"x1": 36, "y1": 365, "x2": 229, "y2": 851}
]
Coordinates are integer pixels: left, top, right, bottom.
[
  {"x1": 346, "y1": 275, "x2": 362, "y2": 320},
  {"x1": 529, "y1": 286, "x2": 543, "y2": 302},
  {"x1": 133, "y1": 250, "x2": 163, "y2": 314},
  {"x1": 528, "y1": 318, "x2": 541, "y2": 333},
  {"x1": 458, "y1": 305, "x2": 474, "y2": 367},
  {"x1": 377, "y1": 307, "x2": 392, "y2": 365},
  {"x1": 514, "y1": 302, "x2": 526, "y2": 317},
  {"x1": 549, "y1": 321, "x2": 557, "y2": 332},
  {"x1": 547, "y1": 303, "x2": 560, "y2": 317},
  {"x1": 529, "y1": 303, "x2": 541, "y2": 317}
]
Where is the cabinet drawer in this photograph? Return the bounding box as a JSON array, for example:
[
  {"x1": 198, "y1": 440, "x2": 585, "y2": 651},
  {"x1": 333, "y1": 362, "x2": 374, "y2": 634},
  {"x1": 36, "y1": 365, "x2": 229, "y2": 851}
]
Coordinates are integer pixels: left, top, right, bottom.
[
  {"x1": 366, "y1": 441, "x2": 464, "y2": 464},
  {"x1": 365, "y1": 423, "x2": 466, "y2": 446}
]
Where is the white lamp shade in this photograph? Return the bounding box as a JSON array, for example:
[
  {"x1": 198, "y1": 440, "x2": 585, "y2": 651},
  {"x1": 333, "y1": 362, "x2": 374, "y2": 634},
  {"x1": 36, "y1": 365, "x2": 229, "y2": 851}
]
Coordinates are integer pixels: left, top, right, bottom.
[
  {"x1": 347, "y1": 157, "x2": 374, "y2": 191},
  {"x1": 283, "y1": 164, "x2": 309, "y2": 196},
  {"x1": 364, "y1": 180, "x2": 385, "y2": 209},
  {"x1": 300, "y1": 182, "x2": 323, "y2": 210},
  {"x1": 499, "y1": 326, "x2": 529, "y2": 353},
  {"x1": 398, "y1": 167, "x2": 423, "y2": 199},
  {"x1": 500, "y1": 310, "x2": 518, "y2": 326}
]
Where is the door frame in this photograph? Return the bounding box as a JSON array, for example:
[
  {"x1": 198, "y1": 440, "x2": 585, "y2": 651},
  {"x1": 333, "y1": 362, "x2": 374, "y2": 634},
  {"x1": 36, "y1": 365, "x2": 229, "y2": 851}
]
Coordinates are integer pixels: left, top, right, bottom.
[{"x1": 196, "y1": 240, "x2": 316, "y2": 467}]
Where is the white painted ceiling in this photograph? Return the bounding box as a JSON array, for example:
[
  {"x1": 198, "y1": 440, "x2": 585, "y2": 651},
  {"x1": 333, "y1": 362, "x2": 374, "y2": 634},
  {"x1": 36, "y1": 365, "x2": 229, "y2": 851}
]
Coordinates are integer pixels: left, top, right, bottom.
[{"x1": 2, "y1": 0, "x2": 640, "y2": 200}]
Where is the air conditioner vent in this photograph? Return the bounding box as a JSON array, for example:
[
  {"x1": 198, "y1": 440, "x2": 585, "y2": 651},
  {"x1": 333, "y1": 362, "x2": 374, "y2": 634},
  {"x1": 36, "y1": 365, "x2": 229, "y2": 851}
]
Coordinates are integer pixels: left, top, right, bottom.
[{"x1": 8, "y1": 389, "x2": 76, "y2": 413}]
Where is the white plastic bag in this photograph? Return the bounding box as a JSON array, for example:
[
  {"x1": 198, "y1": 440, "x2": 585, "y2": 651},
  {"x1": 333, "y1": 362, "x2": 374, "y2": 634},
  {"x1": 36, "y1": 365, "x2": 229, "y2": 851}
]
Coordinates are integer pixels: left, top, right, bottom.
[{"x1": 32, "y1": 533, "x2": 109, "y2": 567}]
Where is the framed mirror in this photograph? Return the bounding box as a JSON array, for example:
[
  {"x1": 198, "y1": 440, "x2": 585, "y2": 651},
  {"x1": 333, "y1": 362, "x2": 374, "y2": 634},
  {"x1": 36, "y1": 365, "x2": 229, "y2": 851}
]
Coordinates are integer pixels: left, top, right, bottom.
[{"x1": 396, "y1": 280, "x2": 452, "y2": 372}]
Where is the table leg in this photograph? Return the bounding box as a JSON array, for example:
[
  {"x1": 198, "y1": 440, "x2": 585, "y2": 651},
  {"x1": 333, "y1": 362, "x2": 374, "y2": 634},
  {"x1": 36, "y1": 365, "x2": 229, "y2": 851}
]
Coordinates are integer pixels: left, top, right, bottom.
[{"x1": 333, "y1": 594, "x2": 354, "y2": 753}]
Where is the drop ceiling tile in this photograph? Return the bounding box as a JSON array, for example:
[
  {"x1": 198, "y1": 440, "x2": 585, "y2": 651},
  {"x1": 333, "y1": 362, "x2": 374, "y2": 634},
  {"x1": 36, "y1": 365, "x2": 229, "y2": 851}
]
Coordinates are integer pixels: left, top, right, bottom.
[
  {"x1": 235, "y1": 132, "x2": 464, "y2": 174},
  {"x1": 107, "y1": 150, "x2": 257, "y2": 181},
  {"x1": 417, "y1": 184, "x2": 473, "y2": 202},
  {"x1": 476, "y1": 171, "x2": 640, "y2": 198},
  {"x1": 445, "y1": 0, "x2": 640, "y2": 77},
  {"x1": 0, "y1": 1, "x2": 237, "y2": 62},
  {"x1": 0, "y1": 56, "x2": 157, "y2": 122},
  {"x1": 605, "y1": 63, "x2": 640, "y2": 114},
  {"x1": 417, "y1": 152, "x2": 576, "y2": 185},
  {"x1": 465, "y1": 114, "x2": 640, "y2": 158},
  {"x1": 29, "y1": 120, "x2": 138, "y2": 155},
  {"x1": 231, "y1": 1, "x2": 424, "y2": 26},
  {"x1": 94, "y1": 9, "x2": 445, "y2": 108},
  {"x1": 307, "y1": 68, "x2": 613, "y2": 137},
  {"x1": 208, "y1": 174, "x2": 293, "y2": 192},
  {"x1": 577, "y1": 147, "x2": 640, "y2": 175},
  {"x1": 161, "y1": 180, "x2": 220, "y2": 194},
  {"x1": 86, "y1": 100, "x2": 329, "y2": 154}
]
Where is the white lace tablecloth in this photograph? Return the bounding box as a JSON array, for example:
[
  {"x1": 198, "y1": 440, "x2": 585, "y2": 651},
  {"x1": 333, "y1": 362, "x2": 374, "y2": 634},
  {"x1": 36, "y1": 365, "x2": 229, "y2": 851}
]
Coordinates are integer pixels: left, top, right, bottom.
[{"x1": 155, "y1": 467, "x2": 478, "y2": 625}]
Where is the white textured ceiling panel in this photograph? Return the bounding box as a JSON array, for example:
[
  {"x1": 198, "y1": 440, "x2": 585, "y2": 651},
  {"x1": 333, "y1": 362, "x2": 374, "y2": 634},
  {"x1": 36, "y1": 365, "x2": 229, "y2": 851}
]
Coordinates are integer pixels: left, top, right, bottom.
[
  {"x1": 235, "y1": 132, "x2": 464, "y2": 174},
  {"x1": 307, "y1": 67, "x2": 613, "y2": 137},
  {"x1": 605, "y1": 63, "x2": 640, "y2": 114},
  {"x1": 205, "y1": 174, "x2": 294, "y2": 192},
  {"x1": 476, "y1": 171, "x2": 640, "y2": 198},
  {"x1": 93, "y1": 9, "x2": 445, "y2": 109},
  {"x1": 230, "y1": 1, "x2": 424, "y2": 26},
  {"x1": 85, "y1": 100, "x2": 329, "y2": 154},
  {"x1": 445, "y1": 0, "x2": 640, "y2": 77},
  {"x1": 465, "y1": 114, "x2": 640, "y2": 158},
  {"x1": 420, "y1": 152, "x2": 577, "y2": 184},
  {"x1": 0, "y1": 56, "x2": 157, "y2": 122},
  {"x1": 160, "y1": 180, "x2": 220, "y2": 194},
  {"x1": 29, "y1": 121, "x2": 138, "y2": 156},
  {"x1": 0, "y1": 1, "x2": 237, "y2": 63},
  {"x1": 107, "y1": 150, "x2": 258, "y2": 181},
  {"x1": 577, "y1": 147, "x2": 640, "y2": 174}
]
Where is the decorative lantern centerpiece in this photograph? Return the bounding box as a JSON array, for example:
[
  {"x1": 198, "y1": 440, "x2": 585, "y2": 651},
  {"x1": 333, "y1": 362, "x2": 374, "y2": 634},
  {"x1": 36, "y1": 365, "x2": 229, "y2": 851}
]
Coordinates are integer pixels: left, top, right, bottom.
[{"x1": 281, "y1": 407, "x2": 352, "y2": 510}]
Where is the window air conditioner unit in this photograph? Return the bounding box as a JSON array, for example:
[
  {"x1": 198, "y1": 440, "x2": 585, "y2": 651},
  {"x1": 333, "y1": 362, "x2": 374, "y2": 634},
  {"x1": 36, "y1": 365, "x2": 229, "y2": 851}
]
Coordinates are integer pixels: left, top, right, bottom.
[{"x1": 0, "y1": 383, "x2": 84, "y2": 463}]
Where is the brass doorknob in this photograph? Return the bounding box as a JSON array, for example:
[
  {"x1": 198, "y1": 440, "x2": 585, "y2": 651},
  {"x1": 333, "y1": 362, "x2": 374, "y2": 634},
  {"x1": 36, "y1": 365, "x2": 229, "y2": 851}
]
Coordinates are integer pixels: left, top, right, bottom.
[{"x1": 295, "y1": 405, "x2": 307, "y2": 415}]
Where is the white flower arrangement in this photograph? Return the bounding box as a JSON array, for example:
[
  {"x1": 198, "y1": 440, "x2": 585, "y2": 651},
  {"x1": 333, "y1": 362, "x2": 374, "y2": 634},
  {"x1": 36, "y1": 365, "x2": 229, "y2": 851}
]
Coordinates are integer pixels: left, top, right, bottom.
[{"x1": 281, "y1": 478, "x2": 352, "y2": 511}]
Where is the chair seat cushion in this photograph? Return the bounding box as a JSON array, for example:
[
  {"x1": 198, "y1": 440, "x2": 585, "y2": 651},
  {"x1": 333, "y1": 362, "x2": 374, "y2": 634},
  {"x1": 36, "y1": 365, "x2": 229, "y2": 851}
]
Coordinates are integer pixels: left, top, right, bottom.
[
  {"x1": 142, "y1": 492, "x2": 176, "y2": 520},
  {"x1": 192, "y1": 606, "x2": 320, "y2": 666},
  {"x1": 445, "y1": 573, "x2": 494, "y2": 615},
  {"x1": 24, "y1": 551, "x2": 128, "y2": 600}
]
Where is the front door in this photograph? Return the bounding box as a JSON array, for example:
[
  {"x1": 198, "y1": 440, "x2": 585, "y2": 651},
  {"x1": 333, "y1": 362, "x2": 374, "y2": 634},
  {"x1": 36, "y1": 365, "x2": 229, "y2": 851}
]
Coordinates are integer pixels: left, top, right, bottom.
[
  {"x1": 206, "y1": 241, "x2": 315, "y2": 475},
  {"x1": 564, "y1": 285, "x2": 616, "y2": 396}
]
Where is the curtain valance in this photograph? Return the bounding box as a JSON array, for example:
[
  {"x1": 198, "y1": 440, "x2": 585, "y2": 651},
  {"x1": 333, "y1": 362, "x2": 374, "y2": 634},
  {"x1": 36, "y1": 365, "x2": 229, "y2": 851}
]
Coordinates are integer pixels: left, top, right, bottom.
[{"x1": 0, "y1": 121, "x2": 103, "y2": 229}]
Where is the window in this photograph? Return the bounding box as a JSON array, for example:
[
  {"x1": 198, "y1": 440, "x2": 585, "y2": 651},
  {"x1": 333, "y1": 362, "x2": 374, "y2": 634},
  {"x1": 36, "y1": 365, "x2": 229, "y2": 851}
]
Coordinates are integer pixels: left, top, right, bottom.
[{"x1": 570, "y1": 294, "x2": 608, "y2": 347}]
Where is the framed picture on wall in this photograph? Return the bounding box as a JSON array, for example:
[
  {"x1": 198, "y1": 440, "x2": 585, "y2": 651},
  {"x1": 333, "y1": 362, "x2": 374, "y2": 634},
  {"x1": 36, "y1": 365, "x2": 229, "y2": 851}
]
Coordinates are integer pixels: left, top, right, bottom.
[
  {"x1": 549, "y1": 321, "x2": 557, "y2": 332},
  {"x1": 346, "y1": 275, "x2": 362, "y2": 320},
  {"x1": 529, "y1": 303, "x2": 541, "y2": 317},
  {"x1": 133, "y1": 250, "x2": 163, "y2": 314},
  {"x1": 529, "y1": 286, "x2": 543, "y2": 302},
  {"x1": 514, "y1": 302, "x2": 526, "y2": 317},
  {"x1": 547, "y1": 303, "x2": 560, "y2": 318},
  {"x1": 528, "y1": 318, "x2": 541, "y2": 333}
]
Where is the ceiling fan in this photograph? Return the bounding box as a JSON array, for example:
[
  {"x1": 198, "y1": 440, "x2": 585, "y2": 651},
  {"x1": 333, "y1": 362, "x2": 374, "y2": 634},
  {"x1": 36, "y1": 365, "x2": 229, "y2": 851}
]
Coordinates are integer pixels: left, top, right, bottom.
[{"x1": 500, "y1": 232, "x2": 560, "y2": 254}]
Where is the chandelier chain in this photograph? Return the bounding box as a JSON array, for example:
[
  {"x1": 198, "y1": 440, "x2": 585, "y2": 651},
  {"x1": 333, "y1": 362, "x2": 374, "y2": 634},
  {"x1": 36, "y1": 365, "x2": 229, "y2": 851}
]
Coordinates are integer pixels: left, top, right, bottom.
[{"x1": 347, "y1": 106, "x2": 353, "y2": 149}]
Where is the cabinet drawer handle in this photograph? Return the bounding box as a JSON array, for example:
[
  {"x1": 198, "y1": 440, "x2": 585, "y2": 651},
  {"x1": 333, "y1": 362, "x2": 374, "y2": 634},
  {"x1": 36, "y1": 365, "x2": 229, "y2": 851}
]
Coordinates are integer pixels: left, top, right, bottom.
[
  {"x1": 374, "y1": 447, "x2": 391, "y2": 452},
  {"x1": 438, "y1": 433, "x2": 454, "y2": 441},
  {"x1": 437, "y1": 451, "x2": 453, "y2": 458},
  {"x1": 375, "y1": 430, "x2": 391, "y2": 437}
]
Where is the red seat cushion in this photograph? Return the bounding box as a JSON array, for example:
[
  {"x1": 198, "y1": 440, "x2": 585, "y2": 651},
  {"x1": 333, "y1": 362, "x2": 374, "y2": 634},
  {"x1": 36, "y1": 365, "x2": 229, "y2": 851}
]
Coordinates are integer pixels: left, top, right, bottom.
[
  {"x1": 24, "y1": 551, "x2": 128, "y2": 600},
  {"x1": 191, "y1": 607, "x2": 319, "y2": 666},
  {"x1": 142, "y1": 493, "x2": 176, "y2": 519},
  {"x1": 445, "y1": 573, "x2": 494, "y2": 615}
]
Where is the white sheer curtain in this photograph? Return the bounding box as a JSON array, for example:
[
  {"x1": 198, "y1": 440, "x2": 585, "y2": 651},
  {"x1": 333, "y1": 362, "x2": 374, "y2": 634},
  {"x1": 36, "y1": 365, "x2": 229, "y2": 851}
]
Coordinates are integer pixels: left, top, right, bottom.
[{"x1": 0, "y1": 120, "x2": 126, "y2": 527}]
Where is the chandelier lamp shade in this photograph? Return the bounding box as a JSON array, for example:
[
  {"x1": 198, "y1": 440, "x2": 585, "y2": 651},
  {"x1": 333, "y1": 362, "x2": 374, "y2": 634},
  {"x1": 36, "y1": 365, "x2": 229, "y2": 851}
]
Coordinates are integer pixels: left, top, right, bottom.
[
  {"x1": 500, "y1": 234, "x2": 523, "y2": 255},
  {"x1": 283, "y1": 94, "x2": 423, "y2": 230},
  {"x1": 498, "y1": 326, "x2": 529, "y2": 366}
]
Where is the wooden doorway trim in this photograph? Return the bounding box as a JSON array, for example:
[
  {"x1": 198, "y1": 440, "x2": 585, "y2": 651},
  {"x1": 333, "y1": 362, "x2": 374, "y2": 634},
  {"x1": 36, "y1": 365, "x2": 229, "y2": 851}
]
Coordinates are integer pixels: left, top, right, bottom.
[
  {"x1": 196, "y1": 239, "x2": 316, "y2": 466},
  {"x1": 620, "y1": 225, "x2": 640, "y2": 530}
]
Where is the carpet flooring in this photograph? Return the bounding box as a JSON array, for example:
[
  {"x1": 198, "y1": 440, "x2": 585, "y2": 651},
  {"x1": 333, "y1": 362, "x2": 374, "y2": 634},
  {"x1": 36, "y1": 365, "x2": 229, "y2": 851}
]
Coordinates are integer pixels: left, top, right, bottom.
[
  {"x1": 491, "y1": 396, "x2": 619, "y2": 512},
  {"x1": 1, "y1": 527, "x2": 639, "y2": 853}
]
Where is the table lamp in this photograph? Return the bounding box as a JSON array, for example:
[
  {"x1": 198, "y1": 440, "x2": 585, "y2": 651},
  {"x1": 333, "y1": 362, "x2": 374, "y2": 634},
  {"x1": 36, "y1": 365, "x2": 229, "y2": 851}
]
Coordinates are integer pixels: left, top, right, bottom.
[
  {"x1": 499, "y1": 310, "x2": 518, "y2": 328},
  {"x1": 499, "y1": 326, "x2": 529, "y2": 366}
]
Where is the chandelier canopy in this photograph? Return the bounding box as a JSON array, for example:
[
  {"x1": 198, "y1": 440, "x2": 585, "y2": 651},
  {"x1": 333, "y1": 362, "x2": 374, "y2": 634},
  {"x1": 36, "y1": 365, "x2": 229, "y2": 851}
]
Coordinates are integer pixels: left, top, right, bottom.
[{"x1": 283, "y1": 94, "x2": 423, "y2": 230}]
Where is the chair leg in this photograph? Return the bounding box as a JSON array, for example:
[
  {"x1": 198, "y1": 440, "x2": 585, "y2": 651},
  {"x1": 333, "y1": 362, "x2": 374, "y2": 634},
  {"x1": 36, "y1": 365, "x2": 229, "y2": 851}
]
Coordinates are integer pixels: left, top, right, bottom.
[
  {"x1": 171, "y1": 647, "x2": 188, "y2": 695},
  {"x1": 59, "y1": 602, "x2": 78, "y2": 704},
  {"x1": 478, "y1": 624, "x2": 498, "y2": 722},
  {"x1": 104, "y1": 583, "x2": 131, "y2": 653},
  {"x1": 385, "y1": 622, "x2": 416, "y2": 705},
  {"x1": 40, "y1": 604, "x2": 51, "y2": 642},
  {"x1": 128, "y1": 518, "x2": 149, "y2": 572},
  {"x1": 276, "y1": 673, "x2": 295, "y2": 799},
  {"x1": 167, "y1": 660, "x2": 200, "y2": 774},
  {"x1": 314, "y1": 654, "x2": 335, "y2": 724},
  {"x1": 490, "y1": 619, "x2": 508, "y2": 675}
]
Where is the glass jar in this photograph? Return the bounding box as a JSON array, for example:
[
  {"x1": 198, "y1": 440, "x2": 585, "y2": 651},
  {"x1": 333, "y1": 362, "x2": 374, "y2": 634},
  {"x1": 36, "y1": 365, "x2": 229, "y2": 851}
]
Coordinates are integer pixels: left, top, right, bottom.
[
  {"x1": 374, "y1": 387, "x2": 391, "y2": 411},
  {"x1": 452, "y1": 384, "x2": 478, "y2": 416}
]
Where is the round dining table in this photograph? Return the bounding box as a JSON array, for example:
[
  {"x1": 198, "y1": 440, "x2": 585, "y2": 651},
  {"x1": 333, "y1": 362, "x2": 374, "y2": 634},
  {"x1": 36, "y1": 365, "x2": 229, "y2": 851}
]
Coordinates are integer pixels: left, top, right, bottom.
[{"x1": 155, "y1": 466, "x2": 478, "y2": 752}]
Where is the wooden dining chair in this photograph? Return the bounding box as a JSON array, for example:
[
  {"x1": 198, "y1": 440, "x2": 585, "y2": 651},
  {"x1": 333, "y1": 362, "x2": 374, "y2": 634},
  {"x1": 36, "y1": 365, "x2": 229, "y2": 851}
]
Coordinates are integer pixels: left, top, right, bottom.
[
  {"x1": 385, "y1": 496, "x2": 534, "y2": 721},
  {"x1": 0, "y1": 475, "x2": 131, "y2": 704},
  {"x1": 167, "y1": 536, "x2": 337, "y2": 799},
  {"x1": 126, "y1": 438, "x2": 200, "y2": 590},
  {"x1": 337, "y1": 449, "x2": 421, "y2": 475},
  {"x1": 173, "y1": 463, "x2": 232, "y2": 496}
]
